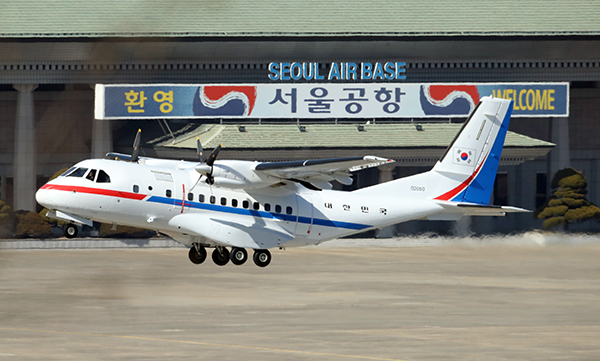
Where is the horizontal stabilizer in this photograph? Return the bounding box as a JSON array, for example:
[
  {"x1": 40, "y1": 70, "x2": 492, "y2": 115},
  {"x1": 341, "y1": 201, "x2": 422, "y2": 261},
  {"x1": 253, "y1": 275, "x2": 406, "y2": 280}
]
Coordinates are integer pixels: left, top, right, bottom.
[{"x1": 435, "y1": 200, "x2": 530, "y2": 217}]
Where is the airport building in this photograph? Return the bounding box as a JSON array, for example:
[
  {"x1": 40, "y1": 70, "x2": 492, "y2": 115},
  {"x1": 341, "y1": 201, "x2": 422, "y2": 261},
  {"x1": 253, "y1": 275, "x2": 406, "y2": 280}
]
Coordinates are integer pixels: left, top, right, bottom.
[{"x1": 1, "y1": 1, "x2": 600, "y2": 233}]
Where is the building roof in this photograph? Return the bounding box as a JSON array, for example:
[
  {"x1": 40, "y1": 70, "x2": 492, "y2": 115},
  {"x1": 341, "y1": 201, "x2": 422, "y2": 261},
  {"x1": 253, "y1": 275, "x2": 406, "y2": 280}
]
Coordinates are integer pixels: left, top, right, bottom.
[
  {"x1": 1, "y1": 1, "x2": 599, "y2": 38},
  {"x1": 147, "y1": 123, "x2": 554, "y2": 165}
]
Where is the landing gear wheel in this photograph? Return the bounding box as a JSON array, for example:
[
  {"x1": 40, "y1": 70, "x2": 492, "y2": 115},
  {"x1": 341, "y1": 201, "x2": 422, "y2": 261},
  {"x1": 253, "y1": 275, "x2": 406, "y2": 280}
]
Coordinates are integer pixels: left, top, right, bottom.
[
  {"x1": 63, "y1": 224, "x2": 78, "y2": 239},
  {"x1": 212, "y1": 248, "x2": 230, "y2": 266},
  {"x1": 253, "y1": 249, "x2": 271, "y2": 268},
  {"x1": 230, "y1": 247, "x2": 248, "y2": 266},
  {"x1": 188, "y1": 245, "x2": 207, "y2": 265}
]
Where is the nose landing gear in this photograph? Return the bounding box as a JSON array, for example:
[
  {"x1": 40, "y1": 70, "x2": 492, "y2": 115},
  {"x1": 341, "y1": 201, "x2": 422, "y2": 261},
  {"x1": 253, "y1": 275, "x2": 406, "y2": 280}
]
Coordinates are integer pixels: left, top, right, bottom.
[{"x1": 63, "y1": 224, "x2": 78, "y2": 238}]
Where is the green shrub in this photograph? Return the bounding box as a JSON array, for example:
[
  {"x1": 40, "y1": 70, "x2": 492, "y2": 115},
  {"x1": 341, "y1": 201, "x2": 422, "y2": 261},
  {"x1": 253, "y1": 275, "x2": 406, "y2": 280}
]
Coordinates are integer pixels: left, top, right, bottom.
[
  {"x1": 14, "y1": 210, "x2": 53, "y2": 238},
  {"x1": 537, "y1": 168, "x2": 600, "y2": 230}
]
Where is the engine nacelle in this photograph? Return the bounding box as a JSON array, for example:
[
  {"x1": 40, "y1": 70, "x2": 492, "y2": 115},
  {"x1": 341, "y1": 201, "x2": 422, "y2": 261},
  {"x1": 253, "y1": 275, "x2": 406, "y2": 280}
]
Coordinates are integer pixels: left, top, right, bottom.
[{"x1": 208, "y1": 161, "x2": 279, "y2": 189}]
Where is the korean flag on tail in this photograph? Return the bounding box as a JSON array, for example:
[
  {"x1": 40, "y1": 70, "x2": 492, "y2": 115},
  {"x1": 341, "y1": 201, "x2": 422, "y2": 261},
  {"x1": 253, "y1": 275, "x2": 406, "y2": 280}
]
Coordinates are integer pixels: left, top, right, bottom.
[{"x1": 452, "y1": 147, "x2": 476, "y2": 167}]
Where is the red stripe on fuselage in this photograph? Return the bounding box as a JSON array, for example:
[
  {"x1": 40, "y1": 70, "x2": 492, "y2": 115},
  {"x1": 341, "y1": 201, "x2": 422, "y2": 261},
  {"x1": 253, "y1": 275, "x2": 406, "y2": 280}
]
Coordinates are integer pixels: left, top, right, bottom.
[{"x1": 41, "y1": 184, "x2": 146, "y2": 201}]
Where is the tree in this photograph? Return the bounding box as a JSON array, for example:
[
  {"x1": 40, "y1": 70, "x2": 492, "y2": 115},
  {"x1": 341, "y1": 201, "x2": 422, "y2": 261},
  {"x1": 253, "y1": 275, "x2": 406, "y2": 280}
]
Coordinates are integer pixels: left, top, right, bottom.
[
  {"x1": 537, "y1": 168, "x2": 600, "y2": 230},
  {"x1": 0, "y1": 200, "x2": 16, "y2": 238}
]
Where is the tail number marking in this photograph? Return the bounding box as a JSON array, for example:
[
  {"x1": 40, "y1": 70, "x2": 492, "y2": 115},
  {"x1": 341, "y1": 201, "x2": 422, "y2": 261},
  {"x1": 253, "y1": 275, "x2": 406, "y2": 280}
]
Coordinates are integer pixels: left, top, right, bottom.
[{"x1": 411, "y1": 186, "x2": 426, "y2": 192}]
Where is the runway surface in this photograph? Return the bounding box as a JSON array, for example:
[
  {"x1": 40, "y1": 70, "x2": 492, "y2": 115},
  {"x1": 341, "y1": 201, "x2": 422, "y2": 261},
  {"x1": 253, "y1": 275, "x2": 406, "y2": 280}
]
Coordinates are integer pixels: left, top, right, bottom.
[{"x1": 1, "y1": 237, "x2": 600, "y2": 360}]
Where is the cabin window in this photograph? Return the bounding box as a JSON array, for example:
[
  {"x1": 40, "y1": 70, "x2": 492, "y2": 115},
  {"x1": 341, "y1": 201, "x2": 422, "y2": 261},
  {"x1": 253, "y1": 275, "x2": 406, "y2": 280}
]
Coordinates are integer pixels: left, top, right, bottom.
[
  {"x1": 232, "y1": 199, "x2": 238, "y2": 207},
  {"x1": 187, "y1": 193, "x2": 194, "y2": 201},
  {"x1": 60, "y1": 166, "x2": 76, "y2": 177},
  {"x1": 199, "y1": 194, "x2": 205, "y2": 203},
  {"x1": 275, "y1": 205, "x2": 282, "y2": 213},
  {"x1": 67, "y1": 167, "x2": 88, "y2": 178},
  {"x1": 264, "y1": 203, "x2": 271, "y2": 212},
  {"x1": 133, "y1": 185, "x2": 139, "y2": 193},
  {"x1": 242, "y1": 200, "x2": 249, "y2": 209},
  {"x1": 286, "y1": 206, "x2": 293, "y2": 215},
  {"x1": 86, "y1": 169, "x2": 97, "y2": 181},
  {"x1": 166, "y1": 189, "x2": 172, "y2": 198},
  {"x1": 253, "y1": 202, "x2": 260, "y2": 210},
  {"x1": 210, "y1": 195, "x2": 216, "y2": 204},
  {"x1": 220, "y1": 197, "x2": 227, "y2": 206},
  {"x1": 97, "y1": 170, "x2": 111, "y2": 183}
]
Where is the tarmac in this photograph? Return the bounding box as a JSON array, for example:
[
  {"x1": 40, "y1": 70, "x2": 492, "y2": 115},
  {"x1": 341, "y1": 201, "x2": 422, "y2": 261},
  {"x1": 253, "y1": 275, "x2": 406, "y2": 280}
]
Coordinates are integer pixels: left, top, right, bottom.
[{"x1": 1, "y1": 234, "x2": 599, "y2": 360}]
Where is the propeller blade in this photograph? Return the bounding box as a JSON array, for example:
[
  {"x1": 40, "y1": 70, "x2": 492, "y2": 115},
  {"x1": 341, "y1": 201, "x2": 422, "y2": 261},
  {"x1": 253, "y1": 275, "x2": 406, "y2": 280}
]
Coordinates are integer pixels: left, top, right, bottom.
[
  {"x1": 206, "y1": 144, "x2": 222, "y2": 167},
  {"x1": 196, "y1": 137, "x2": 204, "y2": 162},
  {"x1": 131, "y1": 129, "x2": 142, "y2": 163}
]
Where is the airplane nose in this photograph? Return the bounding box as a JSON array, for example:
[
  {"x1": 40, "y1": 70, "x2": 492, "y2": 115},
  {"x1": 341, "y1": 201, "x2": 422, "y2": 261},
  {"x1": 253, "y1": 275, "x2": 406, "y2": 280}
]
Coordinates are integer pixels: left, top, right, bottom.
[{"x1": 35, "y1": 186, "x2": 52, "y2": 208}]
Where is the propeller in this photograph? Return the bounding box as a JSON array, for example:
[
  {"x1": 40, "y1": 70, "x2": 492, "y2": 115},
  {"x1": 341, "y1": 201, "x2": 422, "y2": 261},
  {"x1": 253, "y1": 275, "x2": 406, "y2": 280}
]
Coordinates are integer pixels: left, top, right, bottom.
[
  {"x1": 131, "y1": 129, "x2": 142, "y2": 163},
  {"x1": 196, "y1": 137, "x2": 205, "y2": 163},
  {"x1": 192, "y1": 139, "x2": 222, "y2": 189}
]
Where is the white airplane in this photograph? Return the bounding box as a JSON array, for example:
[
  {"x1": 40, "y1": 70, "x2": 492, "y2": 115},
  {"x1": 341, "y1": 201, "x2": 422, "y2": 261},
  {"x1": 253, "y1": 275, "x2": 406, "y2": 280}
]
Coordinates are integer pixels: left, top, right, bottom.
[{"x1": 36, "y1": 96, "x2": 527, "y2": 267}]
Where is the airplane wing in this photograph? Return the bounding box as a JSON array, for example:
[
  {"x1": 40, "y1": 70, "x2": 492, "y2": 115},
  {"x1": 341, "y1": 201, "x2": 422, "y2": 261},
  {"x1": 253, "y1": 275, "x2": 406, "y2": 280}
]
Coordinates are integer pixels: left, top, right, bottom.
[
  {"x1": 168, "y1": 212, "x2": 294, "y2": 249},
  {"x1": 255, "y1": 156, "x2": 394, "y2": 190}
]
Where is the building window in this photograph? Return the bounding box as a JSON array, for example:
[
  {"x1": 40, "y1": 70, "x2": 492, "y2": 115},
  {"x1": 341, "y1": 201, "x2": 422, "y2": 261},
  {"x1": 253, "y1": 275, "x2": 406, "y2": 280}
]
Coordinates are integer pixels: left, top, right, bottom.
[
  {"x1": 535, "y1": 173, "x2": 548, "y2": 209},
  {"x1": 493, "y1": 173, "x2": 508, "y2": 206}
]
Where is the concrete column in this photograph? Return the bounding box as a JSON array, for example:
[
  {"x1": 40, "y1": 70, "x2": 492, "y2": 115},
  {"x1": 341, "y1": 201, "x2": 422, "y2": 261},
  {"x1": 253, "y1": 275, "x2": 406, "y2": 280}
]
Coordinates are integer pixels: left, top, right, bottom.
[
  {"x1": 376, "y1": 164, "x2": 397, "y2": 237},
  {"x1": 91, "y1": 118, "x2": 112, "y2": 158},
  {"x1": 90, "y1": 83, "x2": 112, "y2": 159},
  {"x1": 550, "y1": 117, "x2": 570, "y2": 176},
  {"x1": 378, "y1": 164, "x2": 396, "y2": 184},
  {"x1": 13, "y1": 84, "x2": 38, "y2": 211}
]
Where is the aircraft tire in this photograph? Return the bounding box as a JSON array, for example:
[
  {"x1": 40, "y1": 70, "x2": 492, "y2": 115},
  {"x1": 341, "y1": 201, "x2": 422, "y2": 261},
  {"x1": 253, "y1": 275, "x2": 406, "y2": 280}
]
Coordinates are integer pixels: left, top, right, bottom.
[
  {"x1": 63, "y1": 224, "x2": 78, "y2": 239},
  {"x1": 212, "y1": 248, "x2": 230, "y2": 266},
  {"x1": 253, "y1": 249, "x2": 271, "y2": 268},
  {"x1": 230, "y1": 247, "x2": 248, "y2": 265},
  {"x1": 188, "y1": 245, "x2": 207, "y2": 265}
]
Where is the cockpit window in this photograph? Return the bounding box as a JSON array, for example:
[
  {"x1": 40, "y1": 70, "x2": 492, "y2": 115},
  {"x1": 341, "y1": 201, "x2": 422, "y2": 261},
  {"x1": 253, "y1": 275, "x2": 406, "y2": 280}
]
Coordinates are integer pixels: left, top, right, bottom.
[
  {"x1": 96, "y1": 170, "x2": 111, "y2": 183},
  {"x1": 86, "y1": 169, "x2": 97, "y2": 181},
  {"x1": 60, "y1": 166, "x2": 77, "y2": 177},
  {"x1": 67, "y1": 167, "x2": 88, "y2": 178}
]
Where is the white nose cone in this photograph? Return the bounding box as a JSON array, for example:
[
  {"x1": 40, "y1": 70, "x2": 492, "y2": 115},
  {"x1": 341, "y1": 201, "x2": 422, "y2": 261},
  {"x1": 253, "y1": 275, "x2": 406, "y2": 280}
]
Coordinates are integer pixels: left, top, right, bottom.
[{"x1": 35, "y1": 187, "x2": 47, "y2": 208}]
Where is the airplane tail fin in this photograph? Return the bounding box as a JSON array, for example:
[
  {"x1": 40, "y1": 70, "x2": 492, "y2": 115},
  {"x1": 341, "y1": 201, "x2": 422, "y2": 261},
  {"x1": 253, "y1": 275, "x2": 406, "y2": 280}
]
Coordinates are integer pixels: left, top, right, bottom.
[{"x1": 429, "y1": 96, "x2": 513, "y2": 205}]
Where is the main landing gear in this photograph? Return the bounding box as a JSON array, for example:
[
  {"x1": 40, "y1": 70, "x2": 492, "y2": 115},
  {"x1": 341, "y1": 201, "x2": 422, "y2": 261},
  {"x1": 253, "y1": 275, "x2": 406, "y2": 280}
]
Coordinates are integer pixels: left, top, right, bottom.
[{"x1": 188, "y1": 244, "x2": 271, "y2": 267}]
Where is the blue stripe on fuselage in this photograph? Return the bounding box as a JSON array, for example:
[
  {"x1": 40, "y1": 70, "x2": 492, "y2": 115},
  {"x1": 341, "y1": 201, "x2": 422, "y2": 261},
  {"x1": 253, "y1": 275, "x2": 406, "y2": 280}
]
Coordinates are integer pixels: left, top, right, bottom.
[{"x1": 146, "y1": 195, "x2": 370, "y2": 230}]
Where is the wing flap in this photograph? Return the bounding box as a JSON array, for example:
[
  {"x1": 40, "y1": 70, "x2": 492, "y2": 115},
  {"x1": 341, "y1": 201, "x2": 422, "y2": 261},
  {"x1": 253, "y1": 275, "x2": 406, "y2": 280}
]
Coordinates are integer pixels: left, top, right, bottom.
[{"x1": 168, "y1": 213, "x2": 294, "y2": 249}]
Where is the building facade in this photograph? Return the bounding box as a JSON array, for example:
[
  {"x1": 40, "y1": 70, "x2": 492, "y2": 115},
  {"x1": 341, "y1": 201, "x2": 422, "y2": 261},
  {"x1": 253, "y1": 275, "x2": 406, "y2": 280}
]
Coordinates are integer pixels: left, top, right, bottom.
[{"x1": 1, "y1": 1, "x2": 600, "y2": 233}]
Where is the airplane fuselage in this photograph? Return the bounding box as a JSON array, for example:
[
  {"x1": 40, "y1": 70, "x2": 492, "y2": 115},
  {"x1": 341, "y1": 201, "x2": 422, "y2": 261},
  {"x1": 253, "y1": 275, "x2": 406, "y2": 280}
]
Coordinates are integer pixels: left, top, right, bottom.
[{"x1": 37, "y1": 158, "x2": 441, "y2": 249}]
